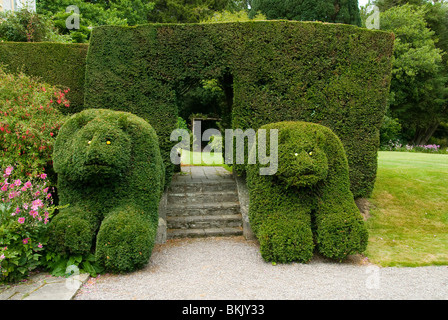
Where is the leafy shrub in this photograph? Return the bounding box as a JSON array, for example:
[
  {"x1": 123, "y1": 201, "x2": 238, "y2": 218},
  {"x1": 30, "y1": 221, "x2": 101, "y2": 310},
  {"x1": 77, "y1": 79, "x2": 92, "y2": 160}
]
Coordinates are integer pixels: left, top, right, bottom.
[
  {"x1": 43, "y1": 251, "x2": 104, "y2": 278},
  {"x1": 48, "y1": 109, "x2": 165, "y2": 273},
  {"x1": 0, "y1": 166, "x2": 56, "y2": 283},
  {"x1": 0, "y1": 67, "x2": 69, "y2": 184},
  {"x1": 380, "y1": 115, "x2": 402, "y2": 147},
  {"x1": 0, "y1": 8, "x2": 69, "y2": 43},
  {"x1": 0, "y1": 42, "x2": 88, "y2": 113},
  {"x1": 247, "y1": 121, "x2": 368, "y2": 263}
]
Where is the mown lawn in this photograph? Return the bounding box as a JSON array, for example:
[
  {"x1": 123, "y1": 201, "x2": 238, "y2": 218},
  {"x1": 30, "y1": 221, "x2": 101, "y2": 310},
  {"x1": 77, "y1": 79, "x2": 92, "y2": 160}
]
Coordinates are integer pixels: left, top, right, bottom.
[
  {"x1": 180, "y1": 150, "x2": 232, "y2": 172},
  {"x1": 365, "y1": 151, "x2": 448, "y2": 267}
]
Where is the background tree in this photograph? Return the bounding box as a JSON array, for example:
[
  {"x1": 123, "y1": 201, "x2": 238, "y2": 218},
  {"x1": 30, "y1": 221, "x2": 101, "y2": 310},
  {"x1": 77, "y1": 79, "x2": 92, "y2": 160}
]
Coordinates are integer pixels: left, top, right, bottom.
[
  {"x1": 379, "y1": 4, "x2": 447, "y2": 145},
  {"x1": 0, "y1": 7, "x2": 70, "y2": 42},
  {"x1": 248, "y1": 0, "x2": 362, "y2": 26},
  {"x1": 147, "y1": 0, "x2": 232, "y2": 23}
]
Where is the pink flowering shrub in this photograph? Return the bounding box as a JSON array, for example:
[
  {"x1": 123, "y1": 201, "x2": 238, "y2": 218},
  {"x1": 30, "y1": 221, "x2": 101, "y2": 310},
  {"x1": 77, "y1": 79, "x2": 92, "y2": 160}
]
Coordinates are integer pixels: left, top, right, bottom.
[
  {"x1": 0, "y1": 165, "x2": 57, "y2": 283},
  {"x1": 0, "y1": 66, "x2": 69, "y2": 183}
]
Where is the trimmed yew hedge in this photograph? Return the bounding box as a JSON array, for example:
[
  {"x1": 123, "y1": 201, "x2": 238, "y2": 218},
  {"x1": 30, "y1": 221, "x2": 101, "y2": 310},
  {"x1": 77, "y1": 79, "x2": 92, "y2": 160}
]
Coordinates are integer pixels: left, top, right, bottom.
[
  {"x1": 0, "y1": 42, "x2": 88, "y2": 113},
  {"x1": 84, "y1": 21, "x2": 394, "y2": 198},
  {"x1": 49, "y1": 109, "x2": 165, "y2": 272},
  {"x1": 247, "y1": 121, "x2": 369, "y2": 262}
]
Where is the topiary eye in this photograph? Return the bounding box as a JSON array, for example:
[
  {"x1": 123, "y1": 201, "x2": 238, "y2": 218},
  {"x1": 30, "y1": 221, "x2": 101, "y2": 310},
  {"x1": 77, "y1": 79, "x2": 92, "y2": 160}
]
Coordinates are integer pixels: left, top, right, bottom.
[
  {"x1": 106, "y1": 141, "x2": 111, "y2": 145},
  {"x1": 309, "y1": 151, "x2": 313, "y2": 156},
  {"x1": 88, "y1": 141, "x2": 91, "y2": 145}
]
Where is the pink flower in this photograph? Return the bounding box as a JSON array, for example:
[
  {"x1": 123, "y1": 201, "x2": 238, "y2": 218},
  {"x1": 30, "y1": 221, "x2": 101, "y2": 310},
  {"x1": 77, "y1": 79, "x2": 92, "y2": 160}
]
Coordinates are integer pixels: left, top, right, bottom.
[
  {"x1": 1, "y1": 184, "x2": 8, "y2": 192},
  {"x1": 23, "y1": 203, "x2": 28, "y2": 210},
  {"x1": 24, "y1": 181, "x2": 32, "y2": 188},
  {"x1": 4, "y1": 166, "x2": 13, "y2": 176},
  {"x1": 0, "y1": 254, "x2": 5, "y2": 260},
  {"x1": 38, "y1": 243, "x2": 43, "y2": 249},
  {"x1": 8, "y1": 191, "x2": 18, "y2": 199},
  {"x1": 18, "y1": 217, "x2": 25, "y2": 224},
  {"x1": 29, "y1": 210, "x2": 38, "y2": 218},
  {"x1": 14, "y1": 179, "x2": 21, "y2": 186},
  {"x1": 40, "y1": 174, "x2": 47, "y2": 179},
  {"x1": 22, "y1": 238, "x2": 30, "y2": 244},
  {"x1": 11, "y1": 207, "x2": 20, "y2": 216},
  {"x1": 31, "y1": 199, "x2": 43, "y2": 210}
]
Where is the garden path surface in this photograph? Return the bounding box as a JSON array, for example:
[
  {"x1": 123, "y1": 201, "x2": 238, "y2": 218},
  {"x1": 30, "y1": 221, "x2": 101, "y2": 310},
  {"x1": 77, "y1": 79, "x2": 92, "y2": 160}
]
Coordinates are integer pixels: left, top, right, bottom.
[{"x1": 73, "y1": 236, "x2": 448, "y2": 300}]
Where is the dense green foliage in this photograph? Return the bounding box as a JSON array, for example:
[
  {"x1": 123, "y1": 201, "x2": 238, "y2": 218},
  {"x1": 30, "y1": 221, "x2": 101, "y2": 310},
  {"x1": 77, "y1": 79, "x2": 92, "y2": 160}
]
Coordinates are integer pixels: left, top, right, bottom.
[
  {"x1": 36, "y1": 0, "x2": 248, "y2": 42},
  {"x1": 249, "y1": 0, "x2": 362, "y2": 26},
  {"x1": 0, "y1": 42, "x2": 88, "y2": 112},
  {"x1": 0, "y1": 8, "x2": 69, "y2": 43},
  {"x1": 37, "y1": 0, "x2": 153, "y2": 42},
  {"x1": 84, "y1": 21, "x2": 393, "y2": 197},
  {"x1": 379, "y1": 4, "x2": 448, "y2": 145},
  {"x1": 48, "y1": 109, "x2": 165, "y2": 273},
  {"x1": 247, "y1": 121, "x2": 368, "y2": 262},
  {"x1": 362, "y1": 1, "x2": 448, "y2": 146},
  {"x1": 0, "y1": 67, "x2": 68, "y2": 184}
]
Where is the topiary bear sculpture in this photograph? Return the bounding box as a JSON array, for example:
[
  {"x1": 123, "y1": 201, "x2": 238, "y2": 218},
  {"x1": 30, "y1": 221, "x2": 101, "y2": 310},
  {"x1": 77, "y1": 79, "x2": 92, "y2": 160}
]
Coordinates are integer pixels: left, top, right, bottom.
[
  {"x1": 48, "y1": 109, "x2": 165, "y2": 272},
  {"x1": 247, "y1": 121, "x2": 368, "y2": 263}
]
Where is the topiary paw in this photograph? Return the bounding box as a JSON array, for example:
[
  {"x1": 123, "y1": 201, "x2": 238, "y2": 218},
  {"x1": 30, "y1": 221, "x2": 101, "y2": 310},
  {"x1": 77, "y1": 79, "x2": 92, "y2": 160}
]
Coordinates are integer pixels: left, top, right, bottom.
[
  {"x1": 258, "y1": 212, "x2": 314, "y2": 263},
  {"x1": 95, "y1": 208, "x2": 157, "y2": 273}
]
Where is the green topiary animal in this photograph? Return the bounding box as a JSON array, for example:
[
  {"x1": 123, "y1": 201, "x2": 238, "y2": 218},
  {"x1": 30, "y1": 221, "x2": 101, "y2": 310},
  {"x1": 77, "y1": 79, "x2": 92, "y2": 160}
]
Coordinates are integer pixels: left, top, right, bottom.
[
  {"x1": 48, "y1": 109, "x2": 165, "y2": 272},
  {"x1": 247, "y1": 121, "x2": 368, "y2": 263}
]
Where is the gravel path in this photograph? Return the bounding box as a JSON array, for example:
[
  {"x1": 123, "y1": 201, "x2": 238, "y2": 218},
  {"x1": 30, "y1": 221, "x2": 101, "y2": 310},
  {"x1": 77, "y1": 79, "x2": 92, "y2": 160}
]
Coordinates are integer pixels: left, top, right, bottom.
[{"x1": 74, "y1": 237, "x2": 448, "y2": 300}]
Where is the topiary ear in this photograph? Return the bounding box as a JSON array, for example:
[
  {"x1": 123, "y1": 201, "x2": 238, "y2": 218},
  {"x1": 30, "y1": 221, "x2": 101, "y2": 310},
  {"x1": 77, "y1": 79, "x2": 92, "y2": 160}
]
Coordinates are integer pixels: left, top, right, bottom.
[
  {"x1": 117, "y1": 114, "x2": 130, "y2": 131},
  {"x1": 71, "y1": 109, "x2": 97, "y2": 129},
  {"x1": 314, "y1": 128, "x2": 326, "y2": 147},
  {"x1": 278, "y1": 128, "x2": 291, "y2": 144}
]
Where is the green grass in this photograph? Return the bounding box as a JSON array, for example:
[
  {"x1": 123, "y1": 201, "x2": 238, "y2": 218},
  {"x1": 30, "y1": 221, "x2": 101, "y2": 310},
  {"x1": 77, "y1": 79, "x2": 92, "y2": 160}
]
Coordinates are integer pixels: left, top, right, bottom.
[
  {"x1": 180, "y1": 150, "x2": 232, "y2": 172},
  {"x1": 365, "y1": 151, "x2": 448, "y2": 267}
]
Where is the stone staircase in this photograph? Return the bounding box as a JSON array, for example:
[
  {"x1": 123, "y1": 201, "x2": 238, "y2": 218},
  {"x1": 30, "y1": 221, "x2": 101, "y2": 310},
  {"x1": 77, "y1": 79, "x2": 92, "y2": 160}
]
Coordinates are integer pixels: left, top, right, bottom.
[{"x1": 166, "y1": 166, "x2": 243, "y2": 239}]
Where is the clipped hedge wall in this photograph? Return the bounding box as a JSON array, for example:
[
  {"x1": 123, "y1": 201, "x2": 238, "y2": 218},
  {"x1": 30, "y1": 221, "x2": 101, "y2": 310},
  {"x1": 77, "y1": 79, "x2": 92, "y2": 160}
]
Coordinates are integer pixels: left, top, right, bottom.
[
  {"x1": 48, "y1": 109, "x2": 165, "y2": 272},
  {"x1": 0, "y1": 42, "x2": 88, "y2": 113},
  {"x1": 84, "y1": 21, "x2": 394, "y2": 198},
  {"x1": 247, "y1": 121, "x2": 368, "y2": 262}
]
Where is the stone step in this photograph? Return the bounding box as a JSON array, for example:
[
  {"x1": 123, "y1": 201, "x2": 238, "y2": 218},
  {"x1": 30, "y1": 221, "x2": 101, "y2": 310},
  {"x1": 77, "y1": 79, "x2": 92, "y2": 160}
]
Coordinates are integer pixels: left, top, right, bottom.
[
  {"x1": 169, "y1": 180, "x2": 237, "y2": 193},
  {"x1": 167, "y1": 214, "x2": 243, "y2": 229},
  {"x1": 167, "y1": 190, "x2": 239, "y2": 204},
  {"x1": 167, "y1": 202, "x2": 241, "y2": 217},
  {"x1": 167, "y1": 227, "x2": 243, "y2": 239}
]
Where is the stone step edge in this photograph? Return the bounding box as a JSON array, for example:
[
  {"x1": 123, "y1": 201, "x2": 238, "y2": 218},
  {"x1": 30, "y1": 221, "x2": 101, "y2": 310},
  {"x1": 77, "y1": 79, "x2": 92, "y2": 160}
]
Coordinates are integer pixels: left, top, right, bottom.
[
  {"x1": 167, "y1": 202, "x2": 241, "y2": 209},
  {"x1": 167, "y1": 227, "x2": 243, "y2": 238},
  {"x1": 167, "y1": 214, "x2": 242, "y2": 222},
  {"x1": 168, "y1": 190, "x2": 238, "y2": 197},
  {"x1": 170, "y1": 179, "x2": 237, "y2": 185}
]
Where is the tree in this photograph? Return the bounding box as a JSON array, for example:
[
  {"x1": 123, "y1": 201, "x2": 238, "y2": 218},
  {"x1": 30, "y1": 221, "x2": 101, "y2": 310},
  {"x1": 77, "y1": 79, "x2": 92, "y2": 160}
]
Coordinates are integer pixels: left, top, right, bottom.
[
  {"x1": 0, "y1": 8, "x2": 69, "y2": 42},
  {"x1": 201, "y1": 9, "x2": 265, "y2": 22},
  {"x1": 147, "y1": 0, "x2": 232, "y2": 23},
  {"x1": 380, "y1": 4, "x2": 447, "y2": 145},
  {"x1": 36, "y1": 0, "x2": 130, "y2": 42},
  {"x1": 374, "y1": 0, "x2": 427, "y2": 11},
  {"x1": 248, "y1": 0, "x2": 362, "y2": 26}
]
